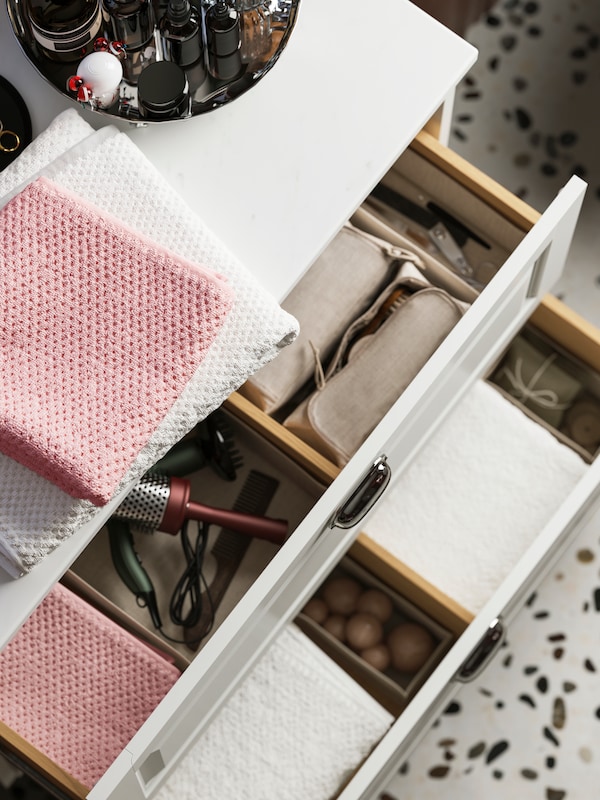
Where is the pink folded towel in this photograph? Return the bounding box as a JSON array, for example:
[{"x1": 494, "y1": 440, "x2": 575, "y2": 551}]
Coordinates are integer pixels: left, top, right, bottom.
[
  {"x1": 0, "y1": 177, "x2": 234, "y2": 505},
  {"x1": 0, "y1": 583, "x2": 181, "y2": 788}
]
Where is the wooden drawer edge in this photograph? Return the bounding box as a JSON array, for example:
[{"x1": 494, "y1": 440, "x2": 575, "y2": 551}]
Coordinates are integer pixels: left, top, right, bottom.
[
  {"x1": 350, "y1": 534, "x2": 473, "y2": 637},
  {"x1": 225, "y1": 391, "x2": 340, "y2": 485},
  {"x1": 0, "y1": 721, "x2": 88, "y2": 800},
  {"x1": 411, "y1": 129, "x2": 541, "y2": 232},
  {"x1": 531, "y1": 294, "x2": 600, "y2": 374}
]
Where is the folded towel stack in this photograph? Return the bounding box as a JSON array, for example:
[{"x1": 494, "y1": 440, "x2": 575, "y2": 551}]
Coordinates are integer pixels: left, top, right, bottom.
[
  {"x1": 155, "y1": 624, "x2": 394, "y2": 800},
  {"x1": 362, "y1": 379, "x2": 588, "y2": 614},
  {"x1": 0, "y1": 176, "x2": 234, "y2": 505},
  {"x1": 0, "y1": 583, "x2": 181, "y2": 788},
  {"x1": 0, "y1": 110, "x2": 298, "y2": 577}
]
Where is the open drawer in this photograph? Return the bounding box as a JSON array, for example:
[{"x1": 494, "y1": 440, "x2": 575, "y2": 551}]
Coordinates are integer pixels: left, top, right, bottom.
[{"x1": 0, "y1": 134, "x2": 593, "y2": 800}]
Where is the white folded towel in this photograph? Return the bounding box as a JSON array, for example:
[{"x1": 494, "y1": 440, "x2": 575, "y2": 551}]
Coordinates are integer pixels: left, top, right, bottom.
[
  {"x1": 0, "y1": 110, "x2": 298, "y2": 577},
  {"x1": 155, "y1": 624, "x2": 394, "y2": 800},
  {"x1": 362, "y1": 380, "x2": 588, "y2": 614}
]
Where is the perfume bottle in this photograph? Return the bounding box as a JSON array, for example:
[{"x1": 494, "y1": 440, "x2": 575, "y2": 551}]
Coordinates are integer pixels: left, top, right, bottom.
[
  {"x1": 159, "y1": 0, "x2": 203, "y2": 68},
  {"x1": 237, "y1": 0, "x2": 271, "y2": 64},
  {"x1": 101, "y1": 0, "x2": 155, "y2": 51},
  {"x1": 26, "y1": 0, "x2": 103, "y2": 62},
  {"x1": 204, "y1": 0, "x2": 243, "y2": 81}
]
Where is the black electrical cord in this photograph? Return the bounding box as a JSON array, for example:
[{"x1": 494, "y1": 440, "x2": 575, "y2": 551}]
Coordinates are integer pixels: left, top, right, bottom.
[{"x1": 156, "y1": 519, "x2": 215, "y2": 647}]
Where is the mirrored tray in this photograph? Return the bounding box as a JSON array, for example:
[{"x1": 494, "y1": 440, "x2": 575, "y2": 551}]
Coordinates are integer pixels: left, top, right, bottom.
[{"x1": 7, "y1": 0, "x2": 299, "y2": 123}]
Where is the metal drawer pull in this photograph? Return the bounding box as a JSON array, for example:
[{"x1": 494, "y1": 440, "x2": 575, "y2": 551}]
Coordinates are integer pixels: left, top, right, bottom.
[
  {"x1": 456, "y1": 617, "x2": 505, "y2": 683},
  {"x1": 526, "y1": 243, "x2": 550, "y2": 298},
  {"x1": 331, "y1": 456, "x2": 391, "y2": 529}
]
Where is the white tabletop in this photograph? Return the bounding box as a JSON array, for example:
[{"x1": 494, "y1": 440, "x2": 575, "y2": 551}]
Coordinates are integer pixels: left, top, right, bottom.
[
  {"x1": 0, "y1": 0, "x2": 476, "y2": 647},
  {"x1": 1, "y1": 0, "x2": 476, "y2": 300}
]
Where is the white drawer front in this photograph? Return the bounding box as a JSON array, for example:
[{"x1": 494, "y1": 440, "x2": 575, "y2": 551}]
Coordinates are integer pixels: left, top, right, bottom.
[
  {"x1": 90, "y1": 177, "x2": 585, "y2": 800},
  {"x1": 337, "y1": 453, "x2": 600, "y2": 800}
]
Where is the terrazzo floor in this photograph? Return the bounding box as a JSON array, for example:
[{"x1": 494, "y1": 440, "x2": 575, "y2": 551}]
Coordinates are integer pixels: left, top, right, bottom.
[
  {"x1": 2, "y1": 2, "x2": 600, "y2": 799},
  {"x1": 380, "y1": 1, "x2": 600, "y2": 799}
]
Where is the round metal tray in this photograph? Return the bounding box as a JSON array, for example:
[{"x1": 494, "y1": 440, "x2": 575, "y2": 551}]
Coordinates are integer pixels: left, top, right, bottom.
[{"x1": 6, "y1": 0, "x2": 299, "y2": 123}]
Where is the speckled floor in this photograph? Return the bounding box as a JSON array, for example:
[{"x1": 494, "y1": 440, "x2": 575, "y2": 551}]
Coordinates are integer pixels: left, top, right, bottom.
[
  {"x1": 449, "y1": 0, "x2": 600, "y2": 325},
  {"x1": 381, "y1": 516, "x2": 600, "y2": 800},
  {"x1": 380, "y1": 1, "x2": 600, "y2": 799}
]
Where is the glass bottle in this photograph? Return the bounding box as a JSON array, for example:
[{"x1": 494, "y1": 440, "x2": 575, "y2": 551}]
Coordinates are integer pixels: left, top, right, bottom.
[
  {"x1": 236, "y1": 0, "x2": 271, "y2": 64},
  {"x1": 102, "y1": 0, "x2": 156, "y2": 83},
  {"x1": 102, "y1": 0, "x2": 155, "y2": 51},
  {"x1": 204, "y1": 0, "x2": 243, "y2": 81},
  {"x1": 159, "y1": 0, "x2": 203, "y2": 68},
  {"x1": 26, "y1": 0, "x2": 102, "y2": 62}
]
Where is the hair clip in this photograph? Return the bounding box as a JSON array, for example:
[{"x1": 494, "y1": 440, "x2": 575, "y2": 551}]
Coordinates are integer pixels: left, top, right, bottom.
[{"x1": 0, "y1": 118, "x2": 21, "y2": 154}]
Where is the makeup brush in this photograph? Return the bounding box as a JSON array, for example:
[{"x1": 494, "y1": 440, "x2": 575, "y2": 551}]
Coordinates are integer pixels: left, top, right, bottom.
[{"x1": 114, "y1": 472, "x2": 288, "y2": 544}]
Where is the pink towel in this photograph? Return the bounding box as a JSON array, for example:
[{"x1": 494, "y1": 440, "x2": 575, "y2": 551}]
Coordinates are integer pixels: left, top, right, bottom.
[
  {"x1": 0, "y1": 583, "x2": 181, "y2": 788},
  {"x1": 0, "y1": 177, "x2": 234, "y2": 505}
]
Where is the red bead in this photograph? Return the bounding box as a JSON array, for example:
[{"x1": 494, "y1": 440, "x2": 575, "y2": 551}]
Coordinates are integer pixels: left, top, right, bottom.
[
  {"x1": 76, "y1": 85, "x2": 92, "y2": 103},
  {"x1": 94, "y1": 37, "x2": 109, "y2": 52},
  {"x1": 67, "y1": 76, "x2": 84, "y2": 93},
  {"x1": 110, "y1": 40, "x2": 126, "y2": 58}
]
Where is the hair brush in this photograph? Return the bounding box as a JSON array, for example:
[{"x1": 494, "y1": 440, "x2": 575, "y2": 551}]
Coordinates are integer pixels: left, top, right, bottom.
[{"x1": 114, "y1": 472, "x2": 288, "y2": 544}]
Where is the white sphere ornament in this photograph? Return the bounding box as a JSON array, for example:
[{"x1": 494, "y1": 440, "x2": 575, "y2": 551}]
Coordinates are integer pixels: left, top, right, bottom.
[{"x1": 77, "y1": 51, "x2": 123, "y2": 108}]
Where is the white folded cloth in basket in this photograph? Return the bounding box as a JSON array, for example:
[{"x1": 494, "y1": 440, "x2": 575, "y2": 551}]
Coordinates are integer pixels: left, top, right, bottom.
[
  {"x1": 155, "y1": 623, "x2": 394, "y2": 800},
  {"x1": 0, "y1": 110, "x2": 298, "y2": 577},
  {"x1": 362, "y1": 379, "x2": 588, "y2": 614}
]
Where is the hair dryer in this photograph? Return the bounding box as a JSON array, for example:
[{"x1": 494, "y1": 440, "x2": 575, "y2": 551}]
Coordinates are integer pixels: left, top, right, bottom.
[{"x1": 114, "y1": 472, "x2": 288, "y2": 545}]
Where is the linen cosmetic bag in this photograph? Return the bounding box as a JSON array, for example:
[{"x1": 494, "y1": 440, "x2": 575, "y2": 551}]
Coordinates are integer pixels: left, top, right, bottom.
[
  {"x1": 283, "y1": 272, "x2": 465, "y2": 466},
  {"x1": 239, "y1": 223, "x2": 424, "y2": 415}
]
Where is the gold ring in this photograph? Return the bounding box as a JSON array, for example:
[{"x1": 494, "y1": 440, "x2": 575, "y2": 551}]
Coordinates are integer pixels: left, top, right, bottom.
[{"x1": 0, "y1": 130, "x2": 21, "y2": 153}]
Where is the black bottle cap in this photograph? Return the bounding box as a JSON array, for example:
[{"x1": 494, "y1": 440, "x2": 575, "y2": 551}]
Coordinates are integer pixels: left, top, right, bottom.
[
  {"x1": 137, "y1": 61, "x2": 189, "y2": 117},
  {"x1": 166, "y1": 0, "x2": 190, "y2": 24}
]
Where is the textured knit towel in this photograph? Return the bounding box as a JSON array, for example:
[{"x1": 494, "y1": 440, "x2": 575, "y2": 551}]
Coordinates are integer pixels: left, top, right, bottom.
[
  {"x1": 0, "y1": 583, "x2": 181, "y2": 788},
  {"x1": 0, "y1": 110, "x2": 298, "y2": 576},
  {"x1": 0, "y1": 176, "x2": 234, "y2": 505},
  {"x1": 155, "y1": 624, "x2": 393, "y2": 800},
  {"x1": 362, "y1": 379, "x2": 588, "y2": 614}
]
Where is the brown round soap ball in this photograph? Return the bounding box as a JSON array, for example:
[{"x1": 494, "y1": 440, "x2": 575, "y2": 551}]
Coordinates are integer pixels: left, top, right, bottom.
[
  {"x1": 356, "y1": 588, "x2": 394, "y2": 623},
  {"x1": 387, "y1": 622, "x2": 435, "y2": 673},
  {"x1": 360, "y1": 643, "x2": 391, "y2": 672},
  {"x1": 322, "y1": 576, "x2": 362, "y2": 615},
  {"x1": 302, "y1": 598, "x2": 329, "y2": 625},
  {"x1": 323, "y1": 614, "x2": 347, "y2": 641},
  {"x1": 345, "y1": 612, "x2": 383, "y2": 651},
  {"x1": 564, "y1": 400, "x2": 600, "y2": 449}
]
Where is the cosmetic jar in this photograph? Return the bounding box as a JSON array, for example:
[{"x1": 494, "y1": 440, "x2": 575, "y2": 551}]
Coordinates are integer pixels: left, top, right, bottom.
[{"x1": 136, "y1": 60, "x2": 190, "y2": 119}]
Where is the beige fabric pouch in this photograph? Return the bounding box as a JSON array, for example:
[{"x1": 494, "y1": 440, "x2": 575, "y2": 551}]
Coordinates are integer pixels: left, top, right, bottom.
[
  {"x1": 283, "y1": 273, "x2": 465, "y2": 466},
  {"x1": 239, "y1": 223, "x2": 423, "y2": 414}
]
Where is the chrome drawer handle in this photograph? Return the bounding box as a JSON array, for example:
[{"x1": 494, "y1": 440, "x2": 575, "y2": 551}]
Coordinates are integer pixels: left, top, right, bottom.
[
  {"x1": 456, "y1": 617, "x2": 505, "y2": 683},
  {"x1": 331, "y1": 456, "x2": 391, "y2": 529}
]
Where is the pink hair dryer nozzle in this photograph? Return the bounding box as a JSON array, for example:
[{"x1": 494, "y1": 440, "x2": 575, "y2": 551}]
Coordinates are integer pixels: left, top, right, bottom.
[{"x1": 115, "y1": 473, "x2": 288, "y2": 545}]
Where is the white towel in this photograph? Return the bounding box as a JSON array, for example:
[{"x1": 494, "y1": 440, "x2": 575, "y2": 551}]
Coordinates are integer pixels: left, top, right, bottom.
[
  {"x1": 0, "y1": 110, "x2": 298, "y2": 577},
  {"x1": 362, "y1": 380, "x2": 588, "y2": 614},
  {"x1": 155, "y1": 624, "x2": 394, "y2": 800}
]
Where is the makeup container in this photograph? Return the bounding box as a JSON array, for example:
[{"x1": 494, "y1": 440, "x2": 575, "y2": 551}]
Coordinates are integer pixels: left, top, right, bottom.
[
  {"x1": 159, "y1": 0, "x2": 204, "y2": 68},
  {"x1": 237, "y1": 0, "x2": 272, "y2": 64},
  {"x1": 26, "y1": 0, "x2": 102, "y2": 62},
  {"x1": 102, "y1": 0, "x2": 156, "y2": 83},
  {"x1": 204, "y1": 0, "x2": 243, "y2": 82},
  {"x1": 102, "y1": 0, "x2": 155, "y2": 50},
  {"x1": 136, "y1": 60, "x2": 190, "y2": 119}
]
